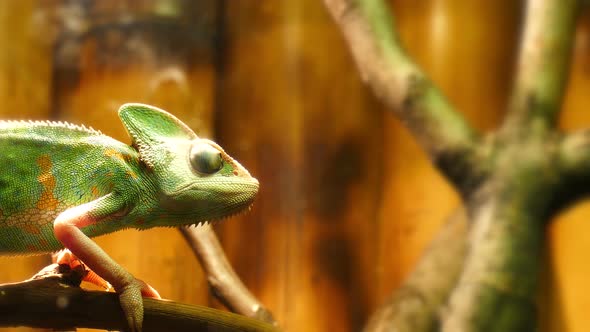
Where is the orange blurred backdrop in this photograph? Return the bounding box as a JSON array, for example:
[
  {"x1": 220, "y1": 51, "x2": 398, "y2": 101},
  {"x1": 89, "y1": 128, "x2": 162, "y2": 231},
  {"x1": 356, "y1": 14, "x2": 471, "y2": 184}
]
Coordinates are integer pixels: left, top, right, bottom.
[{"x1": 0, "y1": 1, "x2": 589, "y2": 331}]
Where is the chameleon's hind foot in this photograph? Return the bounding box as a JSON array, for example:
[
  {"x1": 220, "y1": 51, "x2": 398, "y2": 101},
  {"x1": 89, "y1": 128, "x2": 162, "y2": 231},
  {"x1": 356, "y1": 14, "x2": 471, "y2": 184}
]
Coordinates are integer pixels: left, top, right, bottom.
[
  {"x1": 55, "y1": 251, "x2": 161, "y2": 332},
  {"x1": 54, "y1": 250, "x2": 112, "y2": 290}
]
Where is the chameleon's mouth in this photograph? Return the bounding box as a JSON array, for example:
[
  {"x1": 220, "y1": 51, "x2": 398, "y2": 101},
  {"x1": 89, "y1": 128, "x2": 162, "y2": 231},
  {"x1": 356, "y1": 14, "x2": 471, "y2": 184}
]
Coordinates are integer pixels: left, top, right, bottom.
[
  {"x1": 169, "y1": 176, "x2": 259, "y2": 197},
  {"x1": 161, "y1": 176, "x2": 259, "y2": 226},
  {"x1": 191, "y1": 202, "x2": 256, "y2": 228}
]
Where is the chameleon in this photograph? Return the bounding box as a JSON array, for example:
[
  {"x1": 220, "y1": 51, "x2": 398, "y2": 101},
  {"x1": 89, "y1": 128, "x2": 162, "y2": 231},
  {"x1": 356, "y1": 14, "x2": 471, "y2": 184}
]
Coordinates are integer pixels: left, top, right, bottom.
[{"x1": 0, "y1": 103, "x2": 259, "y2": 331}]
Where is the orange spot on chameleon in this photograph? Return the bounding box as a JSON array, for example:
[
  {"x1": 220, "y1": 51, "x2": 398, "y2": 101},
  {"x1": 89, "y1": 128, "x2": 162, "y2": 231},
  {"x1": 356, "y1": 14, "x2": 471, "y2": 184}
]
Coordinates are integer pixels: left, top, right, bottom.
[
  {"x1": 36, "y1": 155, "x2": 60, "y2": 211},
  {"x1": 26, "y1": 238, "x2": 49, "y2": 251},
  {"x1": 104, "y1": 148, "x2": 128, "y2": 162},
  {"x1": 126, "y1": 170, "x2": 138, "y2": 179},
  {"x1": 91, "y1": 186, "x2": 100, "y2": 197},
  {"x1": 23, "y1": 223, "x2": 41, "y2": 235}
]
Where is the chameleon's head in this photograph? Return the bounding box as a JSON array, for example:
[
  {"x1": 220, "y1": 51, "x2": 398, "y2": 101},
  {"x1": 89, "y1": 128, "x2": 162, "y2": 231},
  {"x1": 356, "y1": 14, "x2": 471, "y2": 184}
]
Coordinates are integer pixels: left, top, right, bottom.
[{"x1": 118, "y1": 103, "x2": 259, "y2": 226}]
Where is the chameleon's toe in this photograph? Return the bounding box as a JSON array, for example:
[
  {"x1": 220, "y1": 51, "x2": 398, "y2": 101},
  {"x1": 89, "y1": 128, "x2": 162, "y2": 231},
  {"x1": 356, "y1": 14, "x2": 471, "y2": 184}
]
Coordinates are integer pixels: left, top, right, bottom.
[
  {"x1": 119, "y1": 282, "x2": 144, "y2": 332},
  {"x1": 135, "y1": 277, "x2": 161, "y2": 299},
  {"x1": 54, "y1": 250, "x2": 78, "y2": 267},
  {"x1": 84, "y1": 270, "x2": 112, "y2": 291}
]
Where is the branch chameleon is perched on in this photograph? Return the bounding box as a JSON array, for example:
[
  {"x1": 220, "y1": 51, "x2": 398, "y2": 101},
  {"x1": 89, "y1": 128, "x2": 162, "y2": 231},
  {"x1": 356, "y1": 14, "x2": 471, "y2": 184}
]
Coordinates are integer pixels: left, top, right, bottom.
[{"x1": 0, "y1": 103, "x2": 259, "y2": 331}]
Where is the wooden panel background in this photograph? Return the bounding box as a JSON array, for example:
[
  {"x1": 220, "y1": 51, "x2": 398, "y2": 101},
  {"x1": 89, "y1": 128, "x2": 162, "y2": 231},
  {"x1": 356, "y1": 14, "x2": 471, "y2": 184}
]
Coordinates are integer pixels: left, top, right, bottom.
[{"x1": 0, "y1": 1, "x2": 589, "y2": 331}]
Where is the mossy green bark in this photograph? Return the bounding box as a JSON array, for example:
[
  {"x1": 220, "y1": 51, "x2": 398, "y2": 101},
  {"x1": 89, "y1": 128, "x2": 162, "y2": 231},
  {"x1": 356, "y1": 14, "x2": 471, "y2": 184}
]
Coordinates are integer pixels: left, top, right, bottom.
[
  {"x1": 326, "y1": 0, "x2": 482, "y2": 183},
  {"x1": 444, "y1": 135, "x2": 562, "y2": 331}
]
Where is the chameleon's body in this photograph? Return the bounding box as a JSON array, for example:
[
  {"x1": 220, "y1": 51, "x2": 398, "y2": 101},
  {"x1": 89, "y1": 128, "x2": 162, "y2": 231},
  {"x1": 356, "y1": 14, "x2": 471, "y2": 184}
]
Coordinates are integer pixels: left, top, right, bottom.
[
  {"x1": 0, "y1": 104, "x2": 259, "y2": 331},
  {"x1": 0, "y1": 122, "x2": 142, "y2": 252}
]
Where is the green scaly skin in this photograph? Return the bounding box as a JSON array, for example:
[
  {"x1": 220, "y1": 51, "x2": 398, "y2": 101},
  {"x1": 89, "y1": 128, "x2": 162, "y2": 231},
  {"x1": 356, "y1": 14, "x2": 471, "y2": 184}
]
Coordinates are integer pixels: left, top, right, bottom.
[{"x1": 0, "y1": 103, "x2": 259, "y2": 331}]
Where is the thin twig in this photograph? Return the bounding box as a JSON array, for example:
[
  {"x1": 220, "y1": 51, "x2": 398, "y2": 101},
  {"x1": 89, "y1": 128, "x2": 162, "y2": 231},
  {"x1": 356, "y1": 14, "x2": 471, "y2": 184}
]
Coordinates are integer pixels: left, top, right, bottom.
[
  {"x1": 323, "y1": 0, "x2": 483, "y2": 191},
  {"x1": 501, "y1": 0, "x2": 578, "y2": 135},
  {"x1": 179, "y1": 225, "x2": 277, "y2": 325}
]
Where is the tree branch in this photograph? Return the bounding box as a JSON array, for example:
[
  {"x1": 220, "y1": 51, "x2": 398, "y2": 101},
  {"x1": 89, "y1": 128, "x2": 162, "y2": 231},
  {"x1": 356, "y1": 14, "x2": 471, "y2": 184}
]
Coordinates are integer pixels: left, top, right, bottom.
[
  {"x1": 559, "y1": 129, "x2": 590, "y2": 175},
  {"x1": 364, "y1": 208, "x2": 468, "y2": 332},
  {"x1": 501, "y1": 0, "x2": 578, "y2": 135},
  {"x1": 0, "y1": 271, "x2": 277, "y2": 331},
  {"x1": 556, "y1": 129, "x2": 590, "y2": 206},
  {"x1": 323, "y1": 0, "x2": 483, "y2": 191},
  {"x1": 180, "y1": 225, "x2": 277, "y2": 325},
  {"x1": 443, "y1": 175, "x2": 554, "y2": 331}
]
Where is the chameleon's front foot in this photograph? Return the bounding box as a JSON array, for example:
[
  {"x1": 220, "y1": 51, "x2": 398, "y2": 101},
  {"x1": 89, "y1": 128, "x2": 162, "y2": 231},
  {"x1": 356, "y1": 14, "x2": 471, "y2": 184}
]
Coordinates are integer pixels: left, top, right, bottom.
[
  {"x1": 54, "y1": 250, "x2": 161, "y2": 331},
  {"x1": 119, "y1": 281, "x2": 144, "y2": 332},
  {"x1": 118, "y1": 277, "x2": 161, "y2": 332}
]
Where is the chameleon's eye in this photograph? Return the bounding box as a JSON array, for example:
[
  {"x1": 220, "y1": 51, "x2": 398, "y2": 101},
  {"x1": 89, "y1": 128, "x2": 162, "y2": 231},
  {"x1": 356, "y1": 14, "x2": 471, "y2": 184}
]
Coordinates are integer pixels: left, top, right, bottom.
[{"x1": 190, "y1": 142, "x2": 223, "y2": 174}]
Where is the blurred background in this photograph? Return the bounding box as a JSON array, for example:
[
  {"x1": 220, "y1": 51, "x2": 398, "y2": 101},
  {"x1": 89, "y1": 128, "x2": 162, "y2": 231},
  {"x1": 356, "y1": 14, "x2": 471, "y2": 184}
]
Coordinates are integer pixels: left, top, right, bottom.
[{"x1": 0, "y1": 1, "x2": 589, "y2": 331}]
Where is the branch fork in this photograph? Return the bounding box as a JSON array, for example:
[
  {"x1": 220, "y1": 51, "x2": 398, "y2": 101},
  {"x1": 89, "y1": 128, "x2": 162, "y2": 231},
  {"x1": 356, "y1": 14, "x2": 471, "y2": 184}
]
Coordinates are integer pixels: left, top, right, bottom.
[{"x1": 324, "y1": 0, "x2": 581, "y2": 331}]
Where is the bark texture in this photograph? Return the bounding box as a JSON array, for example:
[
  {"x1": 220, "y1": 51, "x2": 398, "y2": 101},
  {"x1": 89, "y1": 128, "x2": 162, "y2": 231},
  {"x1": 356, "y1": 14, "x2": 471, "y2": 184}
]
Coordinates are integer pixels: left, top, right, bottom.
[
  {"x1": 324, "y1": 0, "x2": 583, "y2": 331},
  {"x1": 0, "y1": 267, "x2": 278, "y2": 332}
]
